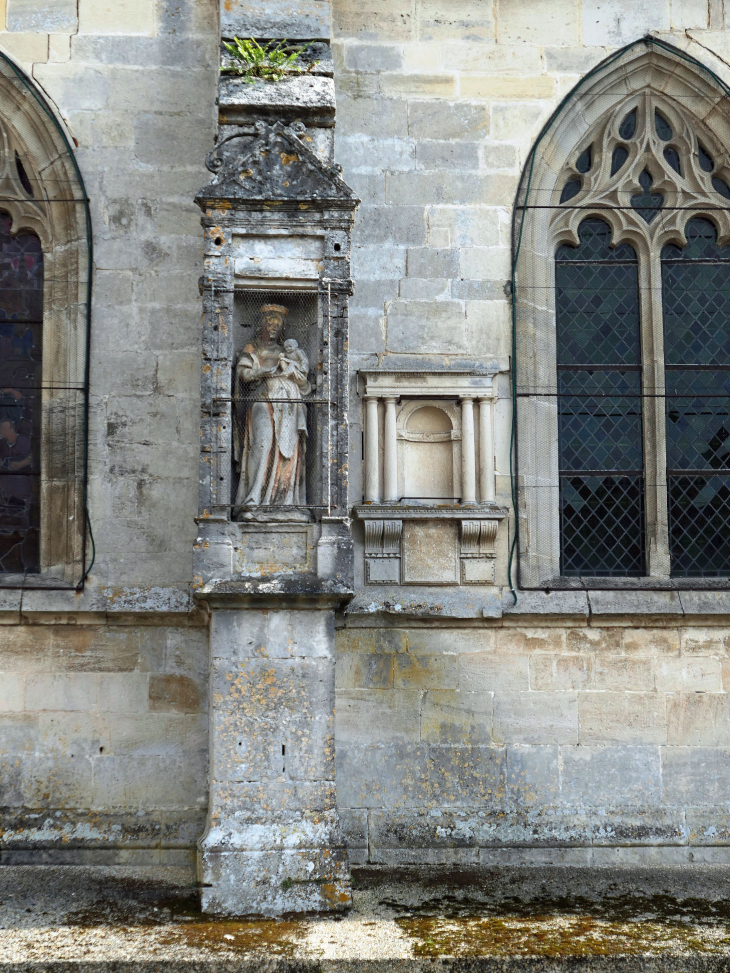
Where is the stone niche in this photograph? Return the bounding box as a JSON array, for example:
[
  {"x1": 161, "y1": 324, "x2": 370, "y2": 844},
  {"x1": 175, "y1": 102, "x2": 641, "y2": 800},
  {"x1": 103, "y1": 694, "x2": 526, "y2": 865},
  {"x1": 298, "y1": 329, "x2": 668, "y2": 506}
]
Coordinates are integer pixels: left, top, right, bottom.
[
  {"x1": 353, "y1": 370, "x2": 508, "y2": 615},
  {"x1": 193, "y1": 118, "x2": 358, "y2": 586}
]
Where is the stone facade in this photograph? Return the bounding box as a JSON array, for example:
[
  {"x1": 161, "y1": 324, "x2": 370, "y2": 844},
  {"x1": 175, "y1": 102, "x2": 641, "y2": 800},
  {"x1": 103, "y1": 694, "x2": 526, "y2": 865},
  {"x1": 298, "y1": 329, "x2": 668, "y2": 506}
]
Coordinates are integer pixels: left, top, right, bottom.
[{"x1": 2, "y1": 0, "x2": 730, "y2": 917}]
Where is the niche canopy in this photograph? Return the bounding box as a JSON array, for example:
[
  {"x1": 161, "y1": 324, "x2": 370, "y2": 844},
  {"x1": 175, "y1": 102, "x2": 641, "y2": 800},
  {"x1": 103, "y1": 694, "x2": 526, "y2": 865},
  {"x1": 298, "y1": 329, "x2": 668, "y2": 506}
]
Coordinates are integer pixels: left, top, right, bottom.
[{"x1": 194, "y1": 105, "x2": 358, "y2": 590}]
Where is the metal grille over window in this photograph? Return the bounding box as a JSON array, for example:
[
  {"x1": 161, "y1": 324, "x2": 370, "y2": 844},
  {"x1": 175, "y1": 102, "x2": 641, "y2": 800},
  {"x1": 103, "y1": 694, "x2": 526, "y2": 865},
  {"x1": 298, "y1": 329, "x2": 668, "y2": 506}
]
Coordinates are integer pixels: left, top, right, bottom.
[
  {"x1": 0, "y1": 54, "x2": 91, "y2": 587},
  {"x1": 514, "y1": 42, "x2": 730, "y2": 588},
  {"x1": 0, "y1": 215, "x2": 42, "y2": 572},
  {"x1": 662, "y1": 218, "x2": 730, "y2": 576},
  {"x1": 230, "y1": 290, "x2": 328, "y2": 521},
  {"x1": 556, "y1": 219, "x2": 645, "y2": 576}
]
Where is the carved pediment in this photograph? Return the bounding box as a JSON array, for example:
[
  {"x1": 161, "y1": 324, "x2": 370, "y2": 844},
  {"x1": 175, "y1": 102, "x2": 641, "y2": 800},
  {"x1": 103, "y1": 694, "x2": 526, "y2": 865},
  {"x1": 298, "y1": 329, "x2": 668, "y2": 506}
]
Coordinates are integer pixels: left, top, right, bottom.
[{"x1": 196, "y1": 120, "x2": 358, "y2": 209}]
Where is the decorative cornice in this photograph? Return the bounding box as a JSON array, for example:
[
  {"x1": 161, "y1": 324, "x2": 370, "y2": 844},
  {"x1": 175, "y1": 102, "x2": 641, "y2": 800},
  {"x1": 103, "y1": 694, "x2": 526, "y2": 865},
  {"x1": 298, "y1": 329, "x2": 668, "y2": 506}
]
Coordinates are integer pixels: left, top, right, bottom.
[{"x1": 354, "y1": 503, "x2": 507, "y2": 521}]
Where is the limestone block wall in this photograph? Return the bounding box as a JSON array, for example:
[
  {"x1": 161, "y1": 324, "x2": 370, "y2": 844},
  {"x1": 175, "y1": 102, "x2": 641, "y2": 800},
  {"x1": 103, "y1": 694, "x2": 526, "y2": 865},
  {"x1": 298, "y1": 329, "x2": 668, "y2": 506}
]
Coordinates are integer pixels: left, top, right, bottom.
[
  {"x1": 336, "y1": 618, "x2": 730, "y2": 864},
  {"x1": 332, "y1": 0, "x2": 730, "y2": 864},
  {"x1": 0, "y1": 617, "x2": 208, "y2": 864},
  {"x1": 0, "y1": 0, "x2": 218, "y2": 861}
]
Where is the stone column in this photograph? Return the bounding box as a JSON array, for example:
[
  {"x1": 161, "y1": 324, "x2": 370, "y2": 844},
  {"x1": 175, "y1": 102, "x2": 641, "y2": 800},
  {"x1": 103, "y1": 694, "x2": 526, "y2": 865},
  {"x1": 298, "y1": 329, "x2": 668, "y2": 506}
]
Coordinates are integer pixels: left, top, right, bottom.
[
  {"x1": 460, "y1": 396, "x2": 476, "y2": 504},
  {"x1": 198, "y1": 602, "x2": 351, "y2": 916},
  {"x1": 478, "y1": 396, "x2": 495, "y2": 503},
  {"x1": 363, "y1": 396, "x2": 380, "y2": 503},
  {"x1": 383, "y1": 396, "x2": 398, "y2": 502}
]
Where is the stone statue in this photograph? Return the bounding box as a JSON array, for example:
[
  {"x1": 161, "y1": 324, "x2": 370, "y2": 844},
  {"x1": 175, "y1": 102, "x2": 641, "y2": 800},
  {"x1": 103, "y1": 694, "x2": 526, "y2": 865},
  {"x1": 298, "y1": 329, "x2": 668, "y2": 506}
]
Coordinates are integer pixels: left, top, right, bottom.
[{"x1": 233, "y1": 304, "x2": 311, "y2": 521}]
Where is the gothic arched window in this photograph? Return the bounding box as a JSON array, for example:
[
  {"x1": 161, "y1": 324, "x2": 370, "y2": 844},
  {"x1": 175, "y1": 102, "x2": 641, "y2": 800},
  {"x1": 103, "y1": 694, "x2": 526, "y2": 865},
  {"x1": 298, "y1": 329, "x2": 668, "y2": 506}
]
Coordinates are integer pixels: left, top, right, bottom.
[
  {"x1": 515, "y1": 43, "x2": 730, "y2": 587},
  {"x1": 0, "y1": 57, "x2": 91, "y2": 585}
]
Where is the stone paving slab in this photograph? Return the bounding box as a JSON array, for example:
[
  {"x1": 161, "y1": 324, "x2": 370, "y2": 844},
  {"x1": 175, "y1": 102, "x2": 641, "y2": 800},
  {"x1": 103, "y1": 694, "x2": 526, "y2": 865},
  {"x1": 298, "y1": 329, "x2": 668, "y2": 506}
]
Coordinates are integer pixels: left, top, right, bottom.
[{"x1": 2, "y1": 865, "x2": 730, "y2": 970}]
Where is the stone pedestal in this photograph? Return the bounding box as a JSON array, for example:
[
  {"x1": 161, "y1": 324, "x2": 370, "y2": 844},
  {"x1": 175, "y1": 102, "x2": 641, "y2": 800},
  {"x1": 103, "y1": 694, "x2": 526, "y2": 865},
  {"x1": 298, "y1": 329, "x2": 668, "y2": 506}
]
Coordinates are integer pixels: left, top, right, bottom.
[{"x1": 198, "y1": 604, "x2": 351, "y2": 915}]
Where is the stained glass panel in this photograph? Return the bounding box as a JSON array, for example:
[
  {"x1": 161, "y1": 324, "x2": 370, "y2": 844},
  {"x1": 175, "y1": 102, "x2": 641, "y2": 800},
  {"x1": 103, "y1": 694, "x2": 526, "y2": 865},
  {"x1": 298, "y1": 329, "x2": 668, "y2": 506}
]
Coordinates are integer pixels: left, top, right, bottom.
[
  {"x1": 556, "y1": 218, "x2": 644, "y2": 576},
  {"x1": 661, "y1": 217, "x2": 730, "y2": 576}
]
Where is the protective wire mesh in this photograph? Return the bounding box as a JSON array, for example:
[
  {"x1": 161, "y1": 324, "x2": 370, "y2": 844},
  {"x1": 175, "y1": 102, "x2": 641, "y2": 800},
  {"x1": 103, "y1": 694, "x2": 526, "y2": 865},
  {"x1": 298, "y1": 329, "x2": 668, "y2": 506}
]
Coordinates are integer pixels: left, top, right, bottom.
[
  {"x1": 556, "y1": 219, "x2": 645, "y2": 576},
  {"x1": 513, "y1": 38, "x2": 730, "y2": 588},
  {"x1": 231, "y1": 290, "x2": 327, "y2": 517},
  {"x1": 0, "y1": 54, "x2": 91, "y2": 586}
]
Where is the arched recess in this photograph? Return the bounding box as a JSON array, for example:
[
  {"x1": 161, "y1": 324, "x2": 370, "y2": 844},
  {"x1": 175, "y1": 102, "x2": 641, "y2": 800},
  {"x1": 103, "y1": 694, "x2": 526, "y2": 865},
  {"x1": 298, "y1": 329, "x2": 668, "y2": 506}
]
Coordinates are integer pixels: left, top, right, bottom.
[
  {"x1": 0, "y1": 55, "x2": 91, "y2": 585},
  {"x1": 513, "y1": 38, "x2": 730, "y2": 589}
]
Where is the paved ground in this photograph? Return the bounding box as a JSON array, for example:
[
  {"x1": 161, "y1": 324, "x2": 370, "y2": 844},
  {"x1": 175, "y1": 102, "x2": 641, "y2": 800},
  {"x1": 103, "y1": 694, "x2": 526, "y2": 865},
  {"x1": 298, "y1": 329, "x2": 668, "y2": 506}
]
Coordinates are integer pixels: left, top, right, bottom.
[{"x1": 2, "y1": 864, "x2": 730, "y2": 969}]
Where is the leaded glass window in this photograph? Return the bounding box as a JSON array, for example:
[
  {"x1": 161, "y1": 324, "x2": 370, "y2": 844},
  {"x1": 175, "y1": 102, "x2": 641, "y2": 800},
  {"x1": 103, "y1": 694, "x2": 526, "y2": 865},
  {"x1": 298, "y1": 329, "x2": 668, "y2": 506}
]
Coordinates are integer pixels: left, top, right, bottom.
[
  {"x1": 544, "y1": 89, "x2": 730, "y2": 581},
  {"x1": 0, "y1": 213, "x2": 42, "y2": 573},
  {"x1": 662, "y1": 218, "x2": 730, "y2": 576}
]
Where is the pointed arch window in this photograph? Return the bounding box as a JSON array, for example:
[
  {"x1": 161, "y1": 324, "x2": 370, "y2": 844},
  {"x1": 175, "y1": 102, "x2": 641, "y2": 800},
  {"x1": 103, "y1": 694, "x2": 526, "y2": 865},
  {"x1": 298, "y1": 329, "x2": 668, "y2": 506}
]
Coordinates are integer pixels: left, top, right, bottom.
[
  {"x1": 515, "y1": 44, "x2": 730, "y2": 587},
  {"x1": 0, "y1": 56, "x2": 91, "y2": 586}
]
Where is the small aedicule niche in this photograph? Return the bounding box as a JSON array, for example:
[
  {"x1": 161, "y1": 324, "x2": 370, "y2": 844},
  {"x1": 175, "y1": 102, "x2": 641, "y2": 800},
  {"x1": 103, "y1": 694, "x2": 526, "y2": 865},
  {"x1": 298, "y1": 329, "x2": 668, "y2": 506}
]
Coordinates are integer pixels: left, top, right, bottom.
[
  {"x1": 356, "y1": 370, "x2": 507, "y2": 588},
  {"x1": 231, "y1": 290, "x2": 324, "y2": 523}
]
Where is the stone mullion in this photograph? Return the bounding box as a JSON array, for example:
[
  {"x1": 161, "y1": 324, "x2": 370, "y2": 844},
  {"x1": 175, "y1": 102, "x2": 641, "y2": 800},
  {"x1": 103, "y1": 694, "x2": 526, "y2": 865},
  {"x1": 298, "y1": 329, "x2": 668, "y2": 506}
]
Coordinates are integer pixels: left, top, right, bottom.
[{"x1": 641, "y1": 247, "x2": 670, "y2": 577}]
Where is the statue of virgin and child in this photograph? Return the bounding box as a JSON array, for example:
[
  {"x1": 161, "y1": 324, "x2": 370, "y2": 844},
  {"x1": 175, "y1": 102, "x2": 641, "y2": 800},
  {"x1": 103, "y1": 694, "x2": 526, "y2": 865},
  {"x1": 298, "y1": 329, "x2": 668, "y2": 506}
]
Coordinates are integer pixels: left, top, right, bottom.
[{"x1": 233, "y1": 303, "x2": 312, "y2": 522}]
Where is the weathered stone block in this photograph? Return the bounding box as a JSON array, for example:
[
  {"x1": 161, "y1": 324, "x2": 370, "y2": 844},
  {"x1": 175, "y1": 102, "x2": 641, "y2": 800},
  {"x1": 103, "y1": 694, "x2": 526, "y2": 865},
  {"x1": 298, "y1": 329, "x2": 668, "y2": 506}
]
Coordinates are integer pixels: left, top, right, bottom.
[
  {"x1": 561, "y1": 745, "x2": 662, "y2": 806},
  {"x1": 335, "y1": 744, "x2": 429, "y2": 807},
  {"x1": 415, "y1": 140, "x2": 480, "y2": 171},
  {"x1": 591, "y1": 658, "x2": 654, "y2": 691},
  {"x1": 24, "y1": 674, "x2": 100, "y2": 712},
  {"x1": 386, "y1": 299, "x2": 467, "y2": 353},
  {"x1": 221, "y1": 0, "x2": 331, "y2": 39},
  {"x1": 394, "y1": 651, "x2": 458, "y2": 690},
  {"x1": 459, "y1": 653, "x2": 529, "y2": 692},
  {"x1": 662, "y1": 747, "x2": 730, "y2": 804},
  {"x1": 354, "y1": 205, "x2": 426, "y2": 245},
  {"x1": 344, "y1": 43, "x2": 402, "y2": 72},
  {"x1": 386, "y1": 171, "x2": 516, "y2": 206},
  {"x1": 337, "y1": 136, "x2": 415, "y2": 173},
  {"x1": 420, "y1": 690, "x2": 493, "y2": 744},
  {"x1": 335, "y1": 652, "x2": 393, "y2": 689},
  {"x1": 656, "y1": 657, "x2": 722, "y2": 692},
  {"x1": 338, "y1": 95, "x2": 409, "y2": 138},
  {"x1": 32, "y1": 64, "x2": 108, "y2": 110},
  {"x1": 578, "y1": 692, "x2": 667, "y2": 745},
  {"x1": 416, "y1": 0, "x2": 494, "y2": 40},
  {"x1": 201, "y1": 847, "x2": 350, "y2": 916},
  {"x1": 427, "y1": 745, "x2": 505, "y2": 807},
  {"x1": 148, "y1": 674, "x2": 201, "y2": 713},
  {"x1": 406, "y1": 247, "x2": 460, "y2": 278},
  {"x1": 460, "y1": 75, "x2": 556, "y2": 100},
  {"x1": 408, "y1": 101, "x2": 490, "y2": 140},
  {"x1": 336, "y1": 689, "x2": 420, "y2": 743},
  {"x1": 212, "y1": 658, "x2": 334, "y2": 722},
  {"x1": 0, "y1": 31, "x2": 49, "y2": 65},
  {"x1": 667, "y1": 693, "x2": 730, "y2": 746},
  {"x1": 497, "y1": 0, "x2": 579, "y2": 46},
  {"x1": 506, "y1": 745, "x2": 559, "y2": 807},
  {"x1": 332, "y1": 0, "x2": 414, "y2": 40},
  {"x1": 352, "y1": 245, "x2": 407, "y2": 279},
  {"x1": 493, "y1": 692, "x2": 578, "y2": 745},
  {"x1": 582, "y1": 0, "x2": 670, "y2": 44},
  {"x1": 530, "y1": 654, "x2": 591, "y2": 691},
  {"x1": 78, "y1": 0, "x2": 155, "y2": 34},
  {"x1": 7, "y1": 0, "x2": 76, "y2": 30},
  {"x1": 0, "y1": 674, "x2": 23, "y2": 712}
]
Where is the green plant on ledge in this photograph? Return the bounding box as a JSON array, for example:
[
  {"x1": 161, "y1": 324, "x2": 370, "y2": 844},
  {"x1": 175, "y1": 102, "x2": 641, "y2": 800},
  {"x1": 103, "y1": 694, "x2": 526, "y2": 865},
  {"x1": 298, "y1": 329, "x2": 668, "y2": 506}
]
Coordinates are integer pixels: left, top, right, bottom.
[{"x1": 222, "y1": 37, "x2": 314, "y2": 83}]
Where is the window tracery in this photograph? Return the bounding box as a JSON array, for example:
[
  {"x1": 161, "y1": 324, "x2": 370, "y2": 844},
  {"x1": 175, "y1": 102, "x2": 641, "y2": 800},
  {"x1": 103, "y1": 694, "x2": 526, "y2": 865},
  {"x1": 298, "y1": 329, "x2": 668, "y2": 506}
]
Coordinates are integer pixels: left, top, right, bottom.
[{"x1": 515, "y1": 43, "x2": 730, "y2": 588}]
